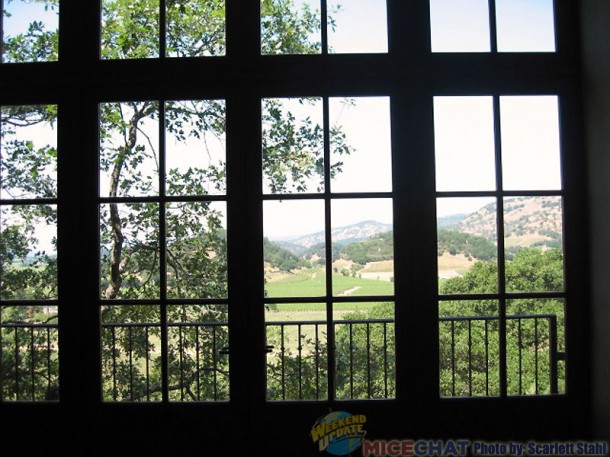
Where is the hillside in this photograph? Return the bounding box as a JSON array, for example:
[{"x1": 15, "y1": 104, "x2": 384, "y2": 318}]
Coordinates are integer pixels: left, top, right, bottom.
[
  {"x1": 454, "y1": 196, "x2": 563, "y2": 248},
  {"x1": 275, "y1": 220, "x2": 392, "y2": 252}
]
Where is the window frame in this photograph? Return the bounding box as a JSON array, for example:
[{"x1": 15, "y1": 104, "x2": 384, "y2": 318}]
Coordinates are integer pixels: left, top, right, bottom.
[{"x1": 0, "y1": 0, "x2": 590, "y2": 454}]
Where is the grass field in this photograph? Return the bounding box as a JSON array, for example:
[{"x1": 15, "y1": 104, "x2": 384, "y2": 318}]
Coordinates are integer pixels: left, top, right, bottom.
[{"x1": 265, "y1": 267, "x2": 394, "y2": 297}]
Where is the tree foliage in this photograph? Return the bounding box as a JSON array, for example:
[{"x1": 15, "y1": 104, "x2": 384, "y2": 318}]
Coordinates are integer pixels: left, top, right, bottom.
[{"x1": 439, "y1": 248, "x2": 565, "y2": 396}]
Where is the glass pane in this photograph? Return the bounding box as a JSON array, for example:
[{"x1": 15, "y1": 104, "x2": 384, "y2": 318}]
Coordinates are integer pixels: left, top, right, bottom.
[
  {"x1": 331, "y1": 199, "x2": 393, "y2": 296},
  {"x1": 506, "y1": 299, "x2": 565, "y2": 395},
  {"x1": 0, "y1": 306, "x2": 59, "y2": 401},
  {"x1": 334, "y1": 302, "x2": 395, "y2": 399},
  {"x1": 1, "y1": 105, "x2": 58, "y2": 200},
  {"x1": 266, "y1": 303, "x2": 328, "y2": 400},
  {"x1": 166, "y1": 201, "x2": 227, "y2": 299},
  {"x1": 165, "y1": 100, "x2": 226, "y2": 196},
  {"x1": 100, "y1": 102, "x2": 160, "y2": 197},
  {"x1": 166, "y1": 0, "x2": 226, "y2": 57},
  {"x1": 504, "y1": 196, "x2": 564, "y2": 293},
  {"x1": 100, "y1": 203, "x2": 160, "y2": 300},
  {"x1": 101, "y1": 305, "x2": 161, "y2": 402},
  {"x1": 327, "y1": 0, "x2": 388, "y2": 54},
  {"x1": 261, "y1": 0, "x2": 321, "y2": 55},
  {"x1": 437, "y1": 197, "x2": 497, "y2": 294},
  {"x1": 0, "y1": 205, "x2": 57, "y2": 300},
  {"x1": 434, "y1": 97, "x2": 495, "y2": 192},
  {"x1": 262, "y1": 98, "x2": 324, "y2": 194},
  {"x1": 101, "y1": 0, "x2": 159, "y2": 59},
  {"x1": 2, "y1": 0, "x2": 59, "y2": 63},
  {"x1": 500, "y1": 96, "x2": 561, "y2": 191},
  {"x1": 167, "y1": 305, "x2": 229, "y2": 401},
  {"x1": 329, "y1": 97, "x2": 392, "y2": 193},
  {"x1": 263, "y1": 200, "x2": 325, "y2": 298},
  {"x1": 430, "y1": 0, "x2": 490, "y2": 52},
  {"x1": 439, "y1": 300, "x2": 500, "y2": 397},
  {"x1": 496, "y1": 0, "x2": 556, "y2": 52}
]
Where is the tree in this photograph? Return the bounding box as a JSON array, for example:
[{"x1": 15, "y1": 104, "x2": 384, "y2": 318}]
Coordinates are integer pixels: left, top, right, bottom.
[
  {"x1": 0, "y1": 0, "x2": 351, "y2": 402},
  {"x1": 439, "y1": 248, "x2": 565, "y2": 396}
]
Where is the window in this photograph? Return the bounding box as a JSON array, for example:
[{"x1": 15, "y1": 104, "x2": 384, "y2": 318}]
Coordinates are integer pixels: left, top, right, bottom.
[
  {"x1": 99, "y1": 100, "x2": 229, "y2": 401},
  {"x1": 101, "y1": 0, "x2": 226, "y2": 58},
  {"x1": 435, "y1": 96, "x2": 565, "y2": 397},
  {"x1": 262, "y1": 97, "x2": 395, "y2": 400},
  {"x1": 0, "y1": 105, "x2": 59, "y2": 400},
  {"x1": 1, "y1": 0, "x2": 59, "y2": 63},
  {"x1": 0, "y1": 0, "x2": 588, "y2": 452},
  {"x1": 261, "y1": 0, "x2": 388, "y2": 54},
  {"x1": 430, "y1": 0, "x2": 556, "y2": 52}
]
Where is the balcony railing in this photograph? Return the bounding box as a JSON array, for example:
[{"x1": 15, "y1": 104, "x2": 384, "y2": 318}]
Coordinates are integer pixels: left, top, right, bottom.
[
  {"x1": 0, "y1": 314, "x2": 563, "y2": 402},
  {"x1": 0, "y1": 321, "x2": 59, "y2": 401},
  {"x1": 439, "y1": 314, "x2": 563, "y2": 397}
]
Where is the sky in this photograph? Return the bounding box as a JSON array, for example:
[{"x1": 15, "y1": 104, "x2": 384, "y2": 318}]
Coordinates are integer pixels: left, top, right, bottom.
[{"x1": 2, "y1": 1, "x2": 58, "y2": 38}]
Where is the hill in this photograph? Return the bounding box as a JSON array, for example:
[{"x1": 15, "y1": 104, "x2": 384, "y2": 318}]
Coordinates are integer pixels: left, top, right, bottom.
[
  {"x1": 452, "y1": 196, "x2": 563, "y2": 249},
  {"x1": 274, "y1": 220, "x2": 392, "y2": 253}
]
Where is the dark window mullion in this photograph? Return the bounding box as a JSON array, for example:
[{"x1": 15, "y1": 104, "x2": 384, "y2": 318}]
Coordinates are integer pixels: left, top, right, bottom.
[
  {"x1": 320, "y1": 0, "x2": 328, "y2": 55},
  {"x1": 0, "y1": 0, "x2": 4, "y2": 62},
  {"x1": 158, "y1": 99, "x2": 169, "y2": 402},
  {"x1": 322, "y1": 96, "x2": 335, "y2": 402},
  {"x1": 489, "y1": 0, "x2": 498, "y2": 53},
  {"x1": 493, "y1": 95, "x2": 507, "y2": 397},
  {"x1": 160, "y1": 0, "x2": 167, "y2": 58}
]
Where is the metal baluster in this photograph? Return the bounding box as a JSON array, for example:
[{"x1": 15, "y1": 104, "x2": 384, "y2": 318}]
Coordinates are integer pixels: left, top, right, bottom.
[
  {"x1": 315, "y1": 324, "x2": 320, "y2": 400},
  {"x1": 451, "y1": 320, "x2": 456, "y2": 397},
  {"x1": 468, "y1": 321, "x2": 472, "y2": 396},
  {"x1": 213, "y1": 326, "x2": 218, "y2": 401},
  {"x1": 485, "y1": 320, "x2": 489, "y2": 396},
  {"x1": 128, "y1": 326, "x2": 134, "y2": 401},
  {"x1": 145, "y1": 326, "x2": 150, "y2": 402},
  {"x1": 383, "y1": 322, "x2": 388, "y2": 398},
  {"x1": 195, "y1": 325, "x2": 200, "y2": 401},
  {"x1": 535, "y1": 318, "x2": 539, "y2": 394},
  {"x1": 46, "y1": 327, "x2": 52, "y2": 400},
  {"x1": 111, "y1": 327, "x2": 117, "y2": 401},
  {"x1": 281, "y1": 324, "x2": 285, "y2": 401},
  {"x1": 518, "y1": 318, "x2": 523, "y2": 395},
  {"x1": 30, "y1": 326, "x2": 35, "y2": 400},
  {"x1": 349, "y1": 323, "x2": 354, "y2": 398},
  {"x1": 14, "y1": 327, "x2": 19, "y2": 400},
  {"x1": 298, "y1": 324, "x2": 302, "y2": 400},
  {"x1": 178, "y1": 325, "x2": 184, "y2": 401},
  {"x1": 366, "y1": 322, "x2": 371, "y2": 398}
]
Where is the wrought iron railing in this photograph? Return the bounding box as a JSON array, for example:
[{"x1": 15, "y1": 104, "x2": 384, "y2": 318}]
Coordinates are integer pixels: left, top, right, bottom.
[
  {"x1": 0, "y1": 314, "x2": 563, "y2": 401},
  {"x1": 0, "y1": 321, "x2": 59, "y2": 401},
  {"x1": 439, "y1": 314, "x2": 563, "y2": 397}
]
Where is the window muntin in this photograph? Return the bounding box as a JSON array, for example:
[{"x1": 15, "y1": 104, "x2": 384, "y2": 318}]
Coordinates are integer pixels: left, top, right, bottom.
[
  {"x1": 99, "y1": 100, "x2": 229, "y2": 402},
  {"x1": 101, "y1": 0, "x2": 226, "y2": 59},
  {"x1": 435, "y1": 95, "x2": 566, "y2": 397},
  {"x1": 261, "y1": 0, "x2": 388, "y2": 55},
  {"x1": 430, "y1": 0, "x2": 556, "y2": 53},
  {"x1": 262, "y1": 96, "x2": 395, "y2": 401},
  {"x1": 0, "y1": 105, "x2": 59, "y2": 401},
  {"x1": 1, "y1": 0, "x2": 59, "y2": 63}
]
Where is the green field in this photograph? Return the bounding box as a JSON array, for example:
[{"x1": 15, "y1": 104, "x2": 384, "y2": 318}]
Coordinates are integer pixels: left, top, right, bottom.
[{"x1": 265, "y1": 267, "x2": 394, "y2": 298}]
